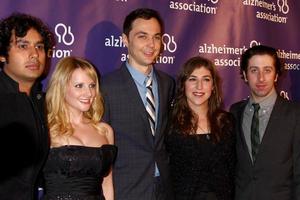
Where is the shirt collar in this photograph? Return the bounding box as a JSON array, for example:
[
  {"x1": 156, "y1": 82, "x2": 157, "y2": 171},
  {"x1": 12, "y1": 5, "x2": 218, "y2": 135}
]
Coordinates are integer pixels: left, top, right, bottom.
[
  {"x1": 0, "y1": 70, "x2": 19, "y2": 91},
  {"x1": 248, "y1": 88, "x2": 277, "y2": 111},
  {"x1": 126, "y1": 61, "x2": 154, "y2": 86},
  {"x1": 0, "y1": 70, "x2": 42, "y2": 96}
]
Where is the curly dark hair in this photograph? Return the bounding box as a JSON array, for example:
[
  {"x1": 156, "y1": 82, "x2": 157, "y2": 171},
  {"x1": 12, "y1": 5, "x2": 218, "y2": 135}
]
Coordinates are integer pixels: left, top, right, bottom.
[
  {"x1": 169, "y1": 56, "x2": 232, "y2": 142},
  {"x1": 0, "y1": 12, "x2": 55, "y2": 68},
  {"x1": 240, "y1": 45, "x2": 283, "y2": 79}
]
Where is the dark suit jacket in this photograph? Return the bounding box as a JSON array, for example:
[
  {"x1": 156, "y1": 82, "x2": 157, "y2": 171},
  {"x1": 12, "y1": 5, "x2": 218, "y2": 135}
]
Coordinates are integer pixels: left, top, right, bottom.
[
  {"x1": 230, "y1": 96, "x2": 300, "y2": 200},
  {"x1": 101, "y1": 63, "x2": 175, "y2": 200},
  {"x1": 0, "y1": 71, "x2": 49, "y2": 200}
]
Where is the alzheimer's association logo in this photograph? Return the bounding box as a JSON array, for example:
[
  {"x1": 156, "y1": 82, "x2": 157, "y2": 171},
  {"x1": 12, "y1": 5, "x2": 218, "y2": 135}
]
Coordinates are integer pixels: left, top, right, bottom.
[
  {"x1": 55, "y1": 23, "x2": 74, "y2": 46},
  {"x1": 277, "y1": 0, "x2": 289, "y2": 14},
  {"x1": 49, "y1": 23, "x2": 74, "y2": 58},
  {"x1": 162, "y1": 33, "x2": 177, "y2": 53},
  {"x1": 155, "y1": 33, "x2": 177, "y2": 64}
]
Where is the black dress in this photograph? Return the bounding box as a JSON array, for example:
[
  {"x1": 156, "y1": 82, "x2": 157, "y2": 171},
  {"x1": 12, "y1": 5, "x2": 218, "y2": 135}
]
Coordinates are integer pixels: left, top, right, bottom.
[
  {"x1": 43, "y1": 144, "x2": 117, "y2": 200},
  {"x1": 166, "y1": 131, "x2": 235, "y2": 200}
]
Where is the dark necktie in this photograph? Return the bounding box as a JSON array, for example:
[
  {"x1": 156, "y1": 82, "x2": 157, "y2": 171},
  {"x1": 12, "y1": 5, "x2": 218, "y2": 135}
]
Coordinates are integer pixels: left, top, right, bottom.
[
  {"x1": 251, "y1": 103, "x2": 260, "y2": 162},
  {"x1": 145, "y1": 76, "x2": 155, "y2": 136}
]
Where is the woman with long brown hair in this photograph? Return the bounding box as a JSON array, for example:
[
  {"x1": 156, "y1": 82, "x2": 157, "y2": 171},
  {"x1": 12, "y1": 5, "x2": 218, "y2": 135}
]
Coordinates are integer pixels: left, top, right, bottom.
[{"x1": 166, "y1": 56, "x2": 235, "y2": 200}]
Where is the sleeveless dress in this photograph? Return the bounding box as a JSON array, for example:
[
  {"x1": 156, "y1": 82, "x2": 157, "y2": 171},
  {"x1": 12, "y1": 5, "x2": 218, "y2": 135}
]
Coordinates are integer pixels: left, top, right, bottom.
[{"x1": 42, "y1": 144, "x2": 117, "y2": 200}]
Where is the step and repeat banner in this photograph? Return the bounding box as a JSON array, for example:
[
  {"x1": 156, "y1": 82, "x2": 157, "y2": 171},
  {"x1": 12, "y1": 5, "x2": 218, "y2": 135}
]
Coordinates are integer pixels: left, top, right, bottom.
[{"x1": 1, "y1": 0, "x2": 299, "y2": 109}]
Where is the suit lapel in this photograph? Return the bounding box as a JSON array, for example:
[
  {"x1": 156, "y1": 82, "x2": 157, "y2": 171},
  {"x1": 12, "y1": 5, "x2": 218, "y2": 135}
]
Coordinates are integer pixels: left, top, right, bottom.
[
  {"x1": 237, "y1": 101, "x2": 248, "y2": 147},
  {"x1": 237, "y1": 100, "x2": 253, "y2": 163},
  {"x1": 257, "y1": 96, "x2": 282, "y2": 155},
  {"x1": 154, "y1": 69, "x2": 173, "y2": 144},
  {"x1": 154, "y1": 70, "x2": 164, "y2": 140},
  {"x1": 120, "y1": 65, "x2": 154, "y2": 137}
]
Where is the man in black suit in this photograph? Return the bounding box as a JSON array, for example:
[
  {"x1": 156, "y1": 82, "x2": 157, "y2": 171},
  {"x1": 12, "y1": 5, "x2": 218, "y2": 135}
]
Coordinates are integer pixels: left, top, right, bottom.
[
  {"x1": 230, "y1": 45, "x2": 300, "y2": 200},
  {"x1": 101, "y1": 8, "x2": 175, "y2": 200},
  {"x1": 0, "y1": 13, "x2": 54, "y2": 199}
]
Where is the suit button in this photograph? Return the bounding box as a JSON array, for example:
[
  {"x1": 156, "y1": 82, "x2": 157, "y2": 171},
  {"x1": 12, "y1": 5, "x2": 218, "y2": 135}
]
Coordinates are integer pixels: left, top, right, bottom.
[{"x1": 253, "y1": 175, "x2": 257, "y2": 180}]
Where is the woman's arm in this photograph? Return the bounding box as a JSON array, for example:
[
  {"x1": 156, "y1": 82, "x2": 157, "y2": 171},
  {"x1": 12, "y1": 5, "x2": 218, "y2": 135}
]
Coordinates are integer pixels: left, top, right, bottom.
[{"x1": 102, "y1": 123, "x2": 114, "y2": 200}]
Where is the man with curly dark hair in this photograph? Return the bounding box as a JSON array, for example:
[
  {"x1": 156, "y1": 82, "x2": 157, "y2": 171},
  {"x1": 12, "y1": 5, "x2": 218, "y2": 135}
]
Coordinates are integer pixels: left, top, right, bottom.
[
  {"x1": 230, "y1": 45, "x2": 300, "y2": 200},
  {"x1": 0, "y1": 13, "x2": 55, "y2": 200}
]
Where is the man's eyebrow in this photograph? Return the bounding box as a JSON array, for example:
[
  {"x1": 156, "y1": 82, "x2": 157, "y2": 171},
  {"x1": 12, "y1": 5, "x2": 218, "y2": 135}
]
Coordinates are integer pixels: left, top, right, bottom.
[
  {"x1": 15, "y1": 38, "x2": 44, "y2": 44},
  {"x1": 134, "y1": 31, "x2": 147, "y2": 35},
  {"x1": 16, "y1": 38, "x2": 29, "y2": 43}
]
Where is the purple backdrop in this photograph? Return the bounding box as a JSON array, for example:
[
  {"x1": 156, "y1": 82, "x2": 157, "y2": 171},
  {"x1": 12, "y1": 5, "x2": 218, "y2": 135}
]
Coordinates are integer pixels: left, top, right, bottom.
[{"x1": 1, "y1": 0, "x2": 299, "y2": 109}]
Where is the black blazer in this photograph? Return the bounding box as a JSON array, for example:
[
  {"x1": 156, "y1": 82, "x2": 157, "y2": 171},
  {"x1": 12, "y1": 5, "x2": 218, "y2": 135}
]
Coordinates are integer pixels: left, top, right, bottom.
[
  {"x1": 101, "y1": 63, "x2": 175, "y2": 200},
  {"x1": 0, "y1": 71, "x2": 49, "y2": 200},
  {"x1": 230, "y1": 96, "x2": 300, "y2": 200}
]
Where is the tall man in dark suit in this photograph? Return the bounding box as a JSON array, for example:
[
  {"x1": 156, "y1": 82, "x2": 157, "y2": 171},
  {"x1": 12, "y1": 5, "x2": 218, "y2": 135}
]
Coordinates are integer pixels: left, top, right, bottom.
[
  {"x1": 101, "y1": 8, "x2": 175, "y2": 200},
  {"x1": 230, "y1": 45, "x2": 300, "y2": 200},
  {"x1": 0, "y1": 13, "x2": 54, "y2": 199}
]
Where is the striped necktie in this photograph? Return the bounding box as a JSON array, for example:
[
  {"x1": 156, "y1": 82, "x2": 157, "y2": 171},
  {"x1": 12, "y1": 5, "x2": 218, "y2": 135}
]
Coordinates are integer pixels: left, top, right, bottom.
[
  {"x1": 251, "y1": 103, "x2": 260, "y2": 162},
  {"x1": 145, "y1": 76, "x2": 156, "y2": 136}
]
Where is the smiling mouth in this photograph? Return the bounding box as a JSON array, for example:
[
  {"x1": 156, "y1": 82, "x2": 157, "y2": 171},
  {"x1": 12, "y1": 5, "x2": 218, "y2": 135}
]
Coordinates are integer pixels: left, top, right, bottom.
[
  {"x1": 144, "y1": 52, "x2": 154, "y2": 57},
  {"x1": 79, "y1": 99, "x2": 92, "y2": 104},
  {"x1": 193, "y1": 92, "x2": 205, "y2": 96}
]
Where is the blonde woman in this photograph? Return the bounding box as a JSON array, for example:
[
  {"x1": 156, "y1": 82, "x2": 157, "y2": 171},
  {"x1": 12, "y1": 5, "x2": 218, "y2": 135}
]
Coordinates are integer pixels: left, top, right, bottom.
[{"x1": 43, "y1": 56, "x2": 117, "y2": 200}]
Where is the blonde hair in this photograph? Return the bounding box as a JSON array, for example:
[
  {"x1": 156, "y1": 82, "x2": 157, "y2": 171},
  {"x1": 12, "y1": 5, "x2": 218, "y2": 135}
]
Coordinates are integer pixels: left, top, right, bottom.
[{"x1": 46, "y1": 56, "x2": 104, "y2": 144}]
